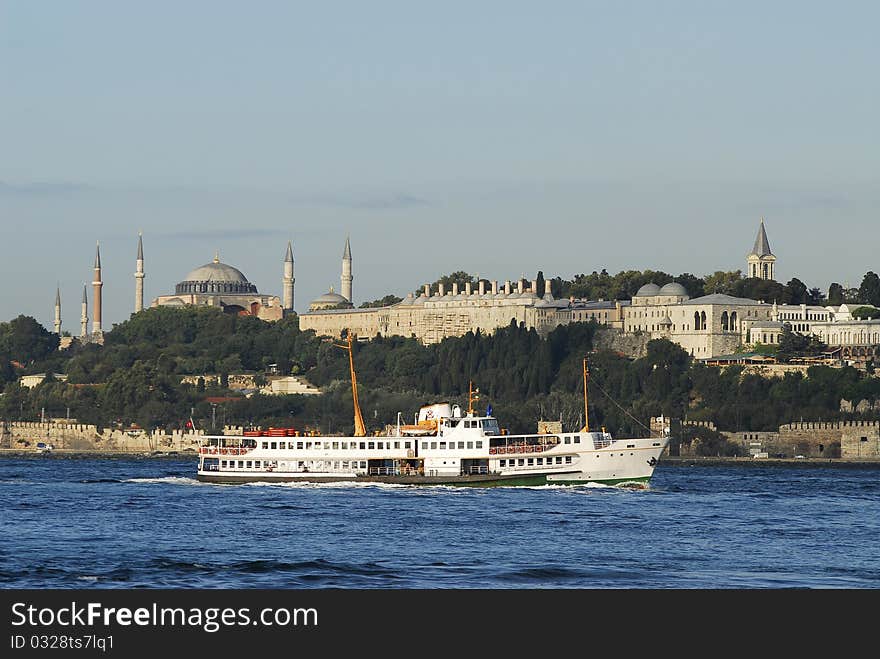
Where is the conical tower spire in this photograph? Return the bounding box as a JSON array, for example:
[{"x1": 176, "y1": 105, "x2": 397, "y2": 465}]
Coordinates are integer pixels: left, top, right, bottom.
[
  {"x1": 341, "y1": 236, "x2": 353, "y2": 302},
  {"x1": 282, "y1": 240, "x2": 295, "y2": 313},
  {"x1": 750, "y1": 217, "x2": 773, "y2": 257},
  {"x1": 134, "y1": 232, "x2": 145, "y2": 313},
  {"x1": 54, "y1": 285, "x2": 62, "y2": 335},
  {"x1": 746, "y1": 218, "x2": 777, "y2": 281},
  {"x1": 80, "y1": 285, "x2": 88, "y2": 339},
  {"x1": 92, "y1": 241, "x2": 103, "y2": 338}
]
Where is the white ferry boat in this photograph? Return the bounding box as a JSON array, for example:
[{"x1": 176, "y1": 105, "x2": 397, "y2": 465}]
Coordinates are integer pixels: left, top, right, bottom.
[{"x1": 196, "y1": 336, "x2": 669, "y2": 487}]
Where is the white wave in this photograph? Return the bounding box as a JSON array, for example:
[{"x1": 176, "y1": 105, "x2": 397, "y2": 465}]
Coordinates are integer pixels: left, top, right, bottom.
[
  {"x1": 77, "y1": 576, "x2": 99, "y2": 581},
  {"x1": 123, "y1": 476, "x2": 201, "y2": 485}
]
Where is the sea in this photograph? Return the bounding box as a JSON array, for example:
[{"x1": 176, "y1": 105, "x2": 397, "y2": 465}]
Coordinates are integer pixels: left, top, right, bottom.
[{"x1": 1, "y1": 456, "x2": 878, "y2": 589}]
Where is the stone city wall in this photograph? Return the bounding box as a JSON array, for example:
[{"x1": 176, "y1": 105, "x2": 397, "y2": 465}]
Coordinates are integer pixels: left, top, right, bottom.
[{"x1": 1, "y1": 421, "x2": 205, "y2": 453}]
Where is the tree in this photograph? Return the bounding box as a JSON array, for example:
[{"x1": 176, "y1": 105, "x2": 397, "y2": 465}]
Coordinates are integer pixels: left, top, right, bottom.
[
  {"x1": 776, "y1": 326, "x2": 827, "y2": 363},
  {"x1": 828, "y1": 283, "x2": 844, "y2": 306},
  {"x1": 850, "y1": 306, "x2": 880, "y2": 320},
  {"x1": 783, "y1": 278, "x2": 808, "y2": 305},
  {"x1": 0, "y1": 316, "x2": 60, "y2": 364},
  {"x1": 359, "y1": 295, "x2": 404, "y2": 308},
  {"x1": 858, "y1": 272, "x2": 880, "y2": 307},
  {"x1": 703, "y1": 271, "x2": 743, "y2": 295}
]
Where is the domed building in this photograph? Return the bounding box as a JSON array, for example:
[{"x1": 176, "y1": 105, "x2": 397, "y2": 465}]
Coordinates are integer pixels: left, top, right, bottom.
[
  {"x1": 152, "y1": 252, "x2": 285, "y2": 321},
  {"x1": 308, "y1": 287, "x2": 354, "y2": 312}
]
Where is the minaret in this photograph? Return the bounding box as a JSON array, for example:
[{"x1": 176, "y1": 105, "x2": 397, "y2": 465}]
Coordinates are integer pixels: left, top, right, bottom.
[
  {"x1": 92, "y1": 242, "x2": 103, "y2": 337},
  {"x1": 134, "y1": 232, "x2": 145, "y2": 313},
  {"x1": 341, "y1": 236, "x2": 353, "y2": 302},
  {"x1": 53, "y1": 286, "x2": 62, "y2": 335},
  {"x1": 282, "y1": 241, "x2": 295, "y2": 312},
  {"x1": 746, "y1": 217, "x2": 776, "y2": 281},
  {"x1": 80, "y1": 285, "x2": 88, "y2": 339}
]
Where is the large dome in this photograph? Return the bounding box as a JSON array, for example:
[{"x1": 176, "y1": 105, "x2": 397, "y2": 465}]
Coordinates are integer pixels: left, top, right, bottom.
[
  {"x1": 175, "y1": 255, "x2": 258, "y2": 295},
  {"x1": 659, "y1": 282, "x2": 688, "y2": 297},
  {"x1": 635, "y1": 283, "x2": 660, "y2": 297}
]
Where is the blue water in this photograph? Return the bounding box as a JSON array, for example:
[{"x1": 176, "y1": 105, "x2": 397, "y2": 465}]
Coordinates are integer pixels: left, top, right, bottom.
[{"x1": 1, "y1": 456, "x2": 878, "y2": 589}]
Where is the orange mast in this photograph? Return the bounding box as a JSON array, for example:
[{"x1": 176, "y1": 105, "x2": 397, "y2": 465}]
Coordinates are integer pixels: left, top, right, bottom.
[
  {"x1": 467, "y1": 381, "x2": 478, "y2": 415},
  {"x1": 334, "y1": 331, "x2": 366, "y2": 437},
  {"x1": 581, "y1": 358, "x2": 590, "y2": 433}
]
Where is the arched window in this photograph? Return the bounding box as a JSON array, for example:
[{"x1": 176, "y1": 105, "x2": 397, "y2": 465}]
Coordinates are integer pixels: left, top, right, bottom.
[
  {"x1": 721, "y1": 311, "x2": 729, "y2": 331},
  {"x1": 730, "y1": 311, "x2": 737, "y2": 330},
  {"x1": 700, "y1": 311, "x2": 707, "y2": 331},
  {"x1": 694, "y1": 311, "x2": 701, "y2": 330}
]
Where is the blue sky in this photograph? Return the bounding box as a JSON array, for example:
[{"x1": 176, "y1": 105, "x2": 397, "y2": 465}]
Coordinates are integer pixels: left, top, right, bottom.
[{"x1": 1, "y1": 1, "x2": 877, "y2": 330}]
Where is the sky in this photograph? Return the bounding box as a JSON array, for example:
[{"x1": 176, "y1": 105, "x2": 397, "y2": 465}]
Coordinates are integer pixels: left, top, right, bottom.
[{"x1": 1, "y1": 1, "x2": 878, "y2": 331}]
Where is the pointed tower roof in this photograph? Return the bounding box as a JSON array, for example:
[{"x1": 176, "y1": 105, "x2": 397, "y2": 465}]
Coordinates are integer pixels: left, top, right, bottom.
[
  {"x1": 137, "y1": 232, "x2": 144, "y2": 260},
  {"x1": 285, "y1": 241, "x2": 294, "y2": 262},
  {"x1": 343, "y1": 236, "x2": 352, "y2": 260},
  {"x1": 55, "y1": 286, "x2": 61, "y2": 306},
  {"x1": 750, "y1": 218, "x2": 773, "y2": 257},
  {"x1": 82, "y1": 285, "x2": 88, "y2": 303},
  {"x1": 94, "y1": 242, "x2": 102, "y2": 268}
]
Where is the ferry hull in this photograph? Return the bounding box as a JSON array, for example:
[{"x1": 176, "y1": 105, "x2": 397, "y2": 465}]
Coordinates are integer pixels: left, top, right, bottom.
[{"x1": 196, "y1": 470, "x2": 654, "y2": 488}]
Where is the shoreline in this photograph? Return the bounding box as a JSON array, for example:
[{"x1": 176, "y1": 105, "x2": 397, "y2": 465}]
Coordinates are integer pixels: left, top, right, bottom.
[
  {"x1": 2, "y1": 449, "x2": 879, "y2": 468},
  {"x1": 660, "y1": 455, "x2": 880, "y2": 468}
]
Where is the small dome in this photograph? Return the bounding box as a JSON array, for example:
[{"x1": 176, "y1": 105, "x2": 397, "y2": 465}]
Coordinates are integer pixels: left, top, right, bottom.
[
  {"x1": 635, "y1": 283, "x2": 660, "y2": 297},
  {"x1": 659, "y1": 282, "x2": 688, "y2": 297},
  {"x1": 309, "y1": 287, "x2": 353, "y2": 311}
]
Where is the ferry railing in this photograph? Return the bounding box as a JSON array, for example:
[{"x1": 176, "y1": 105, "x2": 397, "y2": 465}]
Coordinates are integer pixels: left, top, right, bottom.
[
  {"x1": 368, "y1": 466, "x2": 398, "y2": 476},
  {"x1": 466, "y1": 465, "x2": 489, "y2": 475}
]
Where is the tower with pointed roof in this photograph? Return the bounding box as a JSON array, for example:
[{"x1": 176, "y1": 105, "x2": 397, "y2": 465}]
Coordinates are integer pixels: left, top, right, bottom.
[
  {"x1": 92, "y1": 242, "x2": 104, "y2": 340},
  {"x1": 341, "y1": 236, "x2": 353, "y2": 302},
  {"x1": 282, "y1": 241, "x2": 295, "y2": 313},
  {"x1": 747, "y1": 218, "x2": 776, "y2": 281},
  {"x1": 54, "y1": 286, "x2": 62, "y2": 335},
  {"x1": 80, "y1": 286, "x2": 88, "y2": 339},
  {"x1": 135, "y1": 232, "x2": 145, "y2": 313}
]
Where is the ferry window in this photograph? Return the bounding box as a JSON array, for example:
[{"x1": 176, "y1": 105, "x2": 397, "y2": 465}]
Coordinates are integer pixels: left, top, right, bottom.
[
  {"x1": 573, "y1": 436, "x2": 580, "y2": 444},
  {"x1": 342, "y1": 461, "x2": 349, "y2": 469},
  {"x1": 431, "y1": 442, "x2": 437, "y2": 450},
  {"x1": 564, "y1": 437, "x2": 571, "y2": 444},
  {"x1": 458, "y1": 442, "x2": 465, "y2": 449},
  {"x1": 467, "y1": 442, "x2": 473, "y2": 449},
  {"x1": 500, "y1": 460, "x2": 506, "y2": 467},
  {"x1": 359, "y1": 442, "x2": 366, "y2": 450},
  {"x1": 422, "y1": 442, "x2": 429, "y2": 451},
  {"x1": 261, "y1": 442, "x2": 268, "y2": 449},
  {"x1": 245, "y1": 461, "x2": 252, "y2": 469},
  {"x1": 404, "y1": 442, "x2": 411, "y2": 449},
  {"x1": 271, "y1": 442, "x2": 277, "y2": 449},
  {"x1": 371, "y1": 442, "x2": 377, "y2": 450},
  {"x1": 527, "y1": 458, "x2": 534, "y2": 466},
  {"x1": 297, "y1": 442, "x2": 303, "y2": 449},
  {"x1": 556, "y1": 457, "x2": 562, "y2": 464},
  {"x1": 565, "y1": 456, "x2": 572, "y2": 464},
  {"x1": 220, "y1": 460, "x2": 227, "y2": 468},
  {"x1": 439, "y1": 442, "x2": 446, "y2": 449},
  {"x1": 518, "y1": 459, "x2": 525, "y2": 466},
  {"x1": 279, "y1": 442, "x2": 287, "y2": 450},
  {"x1": 536, "y1": 458, "x2": 543, "y2": 465},
  {"x1": 394, "y1": 442, "x2": 400, "y2": 449},
  {"x1": 254, "y1": 461, "x2": 261, "y2": 468},
  {"x1": 360, "y1": 461, "x2": 367, "y2": 469},
  {"x1": 476, "y1": 442, "x2": 483, "y2": 449},
  {"x1": 332, "y1": 442, "x2": 339, "y2": 450}
]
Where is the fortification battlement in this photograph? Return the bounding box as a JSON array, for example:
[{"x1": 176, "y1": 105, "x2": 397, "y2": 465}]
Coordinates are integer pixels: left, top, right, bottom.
[{"x1": 780, "y1": 420, "x2": 880, "y2": 432}]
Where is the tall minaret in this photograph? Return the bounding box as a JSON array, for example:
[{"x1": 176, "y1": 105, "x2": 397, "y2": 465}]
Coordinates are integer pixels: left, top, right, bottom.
[
  {"x1": 282, "y1": 241, "x2": 295, "y2": 312},
  {"x1": 341, "y1": 236, "x2": 353, "y2": 303},
  {"x1": 80, "y1": 285, "x2": 88, "y2": 339},
  {"x1": 54, "y1": 286, "x2": 62, "y2": 335},
  {"x1": 92, "y1": 242, "x2": 103, "y2": 337},
  {"x1": 134, "y1": 232, "x2": 145, "y2": 313},
  {"x1": 746, "y1": 217, "x2": 776, "y2": 281}
]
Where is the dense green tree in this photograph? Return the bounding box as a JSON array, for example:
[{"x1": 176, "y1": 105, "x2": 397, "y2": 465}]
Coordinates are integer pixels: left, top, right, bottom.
[
  {"x1": 359, "y1": 295, "x2": 404, "y2": 308},
  {"x1": 783, "y1": 278, "x2": 808, "y2": 304},
  {"x1": 850, "y1": 306, "x2": 880, "y2": 320},
  {"x1": 858, "y1": 271, "x2": 880, "y2": 307},
  {"x1": 0, "y1": 315, "x2": 60, "y2": 364},
  {"x1": 828, "y1": 283, "x2": 844, "y2": 306}
]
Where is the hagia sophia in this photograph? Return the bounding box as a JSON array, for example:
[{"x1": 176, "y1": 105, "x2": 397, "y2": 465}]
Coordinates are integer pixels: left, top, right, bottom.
[{"x1": 52, "y1": 220, "x2": 879, "y2": 363}]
